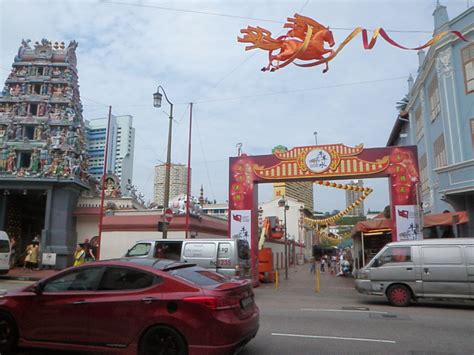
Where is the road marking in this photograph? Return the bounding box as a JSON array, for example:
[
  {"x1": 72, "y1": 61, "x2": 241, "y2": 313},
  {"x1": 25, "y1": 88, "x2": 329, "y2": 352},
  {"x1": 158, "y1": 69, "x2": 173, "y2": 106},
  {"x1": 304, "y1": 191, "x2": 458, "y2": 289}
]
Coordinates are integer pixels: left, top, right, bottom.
[
  {"x1": 272, "y1": 332, "x2": 397, "y2": 344},
  {"x1": 301, "y1": 308, "x2": 388, "y2": 314}
]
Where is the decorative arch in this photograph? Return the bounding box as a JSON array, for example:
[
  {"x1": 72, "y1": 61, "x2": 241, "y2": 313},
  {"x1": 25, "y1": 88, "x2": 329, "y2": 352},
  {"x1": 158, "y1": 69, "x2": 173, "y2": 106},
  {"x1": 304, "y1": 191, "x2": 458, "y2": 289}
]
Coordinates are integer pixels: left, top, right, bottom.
[{"x1": 228, "y1": 144, "x2": 420, "y2": 282}]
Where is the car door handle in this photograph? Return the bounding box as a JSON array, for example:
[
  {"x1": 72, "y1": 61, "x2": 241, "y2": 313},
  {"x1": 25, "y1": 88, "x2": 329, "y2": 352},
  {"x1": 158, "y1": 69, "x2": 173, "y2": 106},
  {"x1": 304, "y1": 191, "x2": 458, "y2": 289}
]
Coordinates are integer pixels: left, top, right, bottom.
[
  {"x1": 72, "y1": 300, "x2": 88, "y2": 305},
  {"x1": 142, "y1": 297, "x2": 158, "y2": 304},
  {"x1": 406, "y1": 267, "x2": 413, "y2": 271}
]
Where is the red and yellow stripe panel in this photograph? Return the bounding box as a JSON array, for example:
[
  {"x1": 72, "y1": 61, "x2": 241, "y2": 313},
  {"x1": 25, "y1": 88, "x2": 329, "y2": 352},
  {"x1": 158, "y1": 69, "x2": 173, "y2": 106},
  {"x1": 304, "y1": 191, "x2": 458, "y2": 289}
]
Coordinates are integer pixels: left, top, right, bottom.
[
  {"x1": 274, "y1": 144, "x2": 364, "y2": 160},
  {"x1": 254, "y1": 155, "x2": 389, "y2": 180}
]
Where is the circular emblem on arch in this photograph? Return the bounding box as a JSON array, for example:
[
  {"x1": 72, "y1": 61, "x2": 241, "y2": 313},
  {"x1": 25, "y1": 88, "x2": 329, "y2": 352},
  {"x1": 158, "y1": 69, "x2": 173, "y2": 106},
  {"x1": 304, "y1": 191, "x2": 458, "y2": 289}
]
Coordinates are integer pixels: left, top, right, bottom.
[{"x1": 305, "y1": 148, "x2": 332, "y2": 173}]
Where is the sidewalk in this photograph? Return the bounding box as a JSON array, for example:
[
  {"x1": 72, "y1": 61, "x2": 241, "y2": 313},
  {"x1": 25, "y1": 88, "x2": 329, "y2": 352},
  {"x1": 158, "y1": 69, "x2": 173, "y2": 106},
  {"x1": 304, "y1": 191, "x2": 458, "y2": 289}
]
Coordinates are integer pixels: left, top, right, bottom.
[
  {"x1": 0, "y1": 267, "x2": 60, "y2": 281},
  {"x1": 255, "y1": 262, "x2": 362, "y2": 309}
]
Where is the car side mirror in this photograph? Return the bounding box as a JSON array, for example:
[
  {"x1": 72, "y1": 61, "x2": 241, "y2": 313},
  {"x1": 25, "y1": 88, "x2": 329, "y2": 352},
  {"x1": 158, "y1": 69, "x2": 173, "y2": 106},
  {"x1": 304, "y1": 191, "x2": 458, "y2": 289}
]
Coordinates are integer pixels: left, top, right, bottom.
[
  {"x1": 372, "y1": 259, "x2": 380, "y2": 267},
  {"x1": 32, "y1": 283, "x2": 43, "y2": 295}
]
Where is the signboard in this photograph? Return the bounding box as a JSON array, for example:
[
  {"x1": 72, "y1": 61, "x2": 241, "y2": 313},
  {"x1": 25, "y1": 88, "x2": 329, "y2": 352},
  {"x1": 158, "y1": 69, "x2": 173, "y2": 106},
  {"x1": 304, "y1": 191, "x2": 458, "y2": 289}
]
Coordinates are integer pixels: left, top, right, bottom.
[
  {"x1": 230, "y1": 210, "x2": 252, "y2": 248},
  {"x1": 42, "y1": 253, "x2": 56, "y2": 266},
  {"x1": 163, "y1": 208, "x2": 173, "y2": 223},
  {"x1": 395, "y1": 205, "x2": 421, "y2": 241}
]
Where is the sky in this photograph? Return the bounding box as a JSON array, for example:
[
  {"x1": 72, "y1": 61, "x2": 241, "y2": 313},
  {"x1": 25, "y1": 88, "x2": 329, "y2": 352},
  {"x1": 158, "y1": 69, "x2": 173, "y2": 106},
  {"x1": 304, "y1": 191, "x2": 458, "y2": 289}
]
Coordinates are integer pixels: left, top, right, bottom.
[{"x1": 0, "y1": 0, "x2": 471, "y2": 213}]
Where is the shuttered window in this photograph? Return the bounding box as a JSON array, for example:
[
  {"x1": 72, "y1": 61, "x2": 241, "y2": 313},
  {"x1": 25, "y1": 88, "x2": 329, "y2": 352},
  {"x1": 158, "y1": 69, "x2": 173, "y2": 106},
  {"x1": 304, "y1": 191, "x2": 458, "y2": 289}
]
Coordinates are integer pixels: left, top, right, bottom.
[
  {"x1": 415, "y1": 105, "x2": 423, "y2": 141},
  {"x1": 433, "y1": 134, "x2": 447, "y2": 168},
  {"x1": 462, "y1": 43, "x2": 474, "y2": 93},
  {"x1": 419, "y1": 154, "x2": 428, "y2": 192},
  {"x1": 428, "y1": 76, "x2": 441, "y2": 121}
]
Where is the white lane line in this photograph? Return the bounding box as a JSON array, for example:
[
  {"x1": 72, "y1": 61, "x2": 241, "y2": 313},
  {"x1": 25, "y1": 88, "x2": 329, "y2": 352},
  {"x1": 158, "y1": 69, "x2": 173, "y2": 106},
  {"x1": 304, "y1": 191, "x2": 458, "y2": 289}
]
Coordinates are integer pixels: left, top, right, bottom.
[
  {"x1": 301, "y1": 308, "x2": 388, "y2": 314},
  {"x1": 272, "y1": 332, "x2": 397, "y2": 344}
]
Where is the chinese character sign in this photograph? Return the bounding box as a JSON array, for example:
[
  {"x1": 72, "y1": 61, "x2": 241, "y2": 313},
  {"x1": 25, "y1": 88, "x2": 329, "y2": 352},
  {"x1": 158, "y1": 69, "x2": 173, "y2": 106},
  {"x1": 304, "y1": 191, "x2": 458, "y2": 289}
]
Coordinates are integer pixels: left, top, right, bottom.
[
  {"x1": 230, "y1": 210, "x2": 252, "y2": 248},
  {"x1": 395, "y1": 205, "x2": 421, "y2": 241}
]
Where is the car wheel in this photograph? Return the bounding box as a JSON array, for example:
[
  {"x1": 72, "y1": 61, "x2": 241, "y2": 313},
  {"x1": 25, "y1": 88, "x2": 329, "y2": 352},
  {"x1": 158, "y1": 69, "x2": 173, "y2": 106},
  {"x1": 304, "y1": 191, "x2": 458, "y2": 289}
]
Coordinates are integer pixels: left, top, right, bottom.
[
  {"x1": 139, "y1": 325, "x2": 187, "y2": 355},
  {"x1": 0, "y1": 313, "x2": 18, "y2": 354},
  {"x1": 387, "y1": 284, "x2": 412, "y2": 307}
]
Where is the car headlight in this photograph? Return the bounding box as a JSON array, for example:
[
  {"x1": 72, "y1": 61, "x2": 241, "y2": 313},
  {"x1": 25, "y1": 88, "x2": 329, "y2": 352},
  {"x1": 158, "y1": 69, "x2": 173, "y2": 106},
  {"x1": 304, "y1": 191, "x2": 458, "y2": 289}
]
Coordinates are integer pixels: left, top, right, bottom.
[{"x1": 357, "y1": 271, "x2": 369, "y2": 280}]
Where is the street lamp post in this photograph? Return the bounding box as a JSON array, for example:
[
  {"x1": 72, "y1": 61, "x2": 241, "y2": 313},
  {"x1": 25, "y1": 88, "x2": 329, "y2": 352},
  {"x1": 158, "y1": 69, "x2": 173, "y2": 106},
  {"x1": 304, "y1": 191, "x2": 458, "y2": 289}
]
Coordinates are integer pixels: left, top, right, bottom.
[
  {"x1": 154, "y1": 86, "x2": 174, "y2": 239},
  {"x1": 278, "y1": 196, "x2": 289, "y2": 280}
]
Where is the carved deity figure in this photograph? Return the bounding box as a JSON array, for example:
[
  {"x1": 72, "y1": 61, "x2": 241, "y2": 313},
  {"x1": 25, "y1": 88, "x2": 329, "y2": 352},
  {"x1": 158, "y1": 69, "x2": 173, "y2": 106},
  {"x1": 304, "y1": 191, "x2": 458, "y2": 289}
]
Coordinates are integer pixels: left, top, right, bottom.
[
  {"x1": 14, "y1": 125, "x2": 22, "y2": 140},
  {"x1": 30, "y1": 149, "x2": 40, "y2": 174},
  {"x1": 6, "y1": 148, "x2": 16, "y2": 173},
  {"x1": 37, "y1": 103, "x2": 46, "y2": 117},
  {"x1": 52, "y1": 85, "x2": 64, "y2": 96},
  {"x1": 33, "y1": 125, "x2": 43, "y2": 140},
  {"x1": 17, "y1": 67, "x2": 28, "y2": 76},
  {"x1": 39, "y1": 145, "x2": 49, "y2": 170},
  {"x1": 52, "y1": 67, "x2": 61, "y2": 76},
  {"x1": 10, "y1": 84, "x2": 21, "y2": 96}
]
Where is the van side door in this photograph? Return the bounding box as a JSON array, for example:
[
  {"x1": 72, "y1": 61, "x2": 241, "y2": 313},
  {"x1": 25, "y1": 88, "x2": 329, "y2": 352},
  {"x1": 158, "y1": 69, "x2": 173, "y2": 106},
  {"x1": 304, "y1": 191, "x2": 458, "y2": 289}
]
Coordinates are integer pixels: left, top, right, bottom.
[
  {"x1": 420, "y1": 245, "x2": 469, "y2": 298},
  {"x1": 466, "y1": 246, "x2": 474, "y2": 298},
  {"x1": 181, "y1": 242, "x2": 217, "y2": 270}
]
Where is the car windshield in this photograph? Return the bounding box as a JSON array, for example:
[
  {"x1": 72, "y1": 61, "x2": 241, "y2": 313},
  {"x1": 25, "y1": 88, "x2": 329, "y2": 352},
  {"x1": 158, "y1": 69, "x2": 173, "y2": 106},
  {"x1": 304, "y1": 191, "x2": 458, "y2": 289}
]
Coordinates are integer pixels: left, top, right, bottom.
[
  {"x1": 169, "y1": 266, "x2": 230, "y2": 286},
  {"x1": 126, "y1": 243, "x2": 151, "y2": 257},
  {"x1": 0, "y1": 240, "x2": 9, "y2": 253}
]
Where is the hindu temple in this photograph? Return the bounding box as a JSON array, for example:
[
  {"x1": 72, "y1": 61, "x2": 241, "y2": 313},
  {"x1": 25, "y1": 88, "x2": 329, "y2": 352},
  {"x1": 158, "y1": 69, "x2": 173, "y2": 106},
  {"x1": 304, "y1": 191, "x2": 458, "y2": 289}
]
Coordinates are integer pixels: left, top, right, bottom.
[{"x1": 0, "y1": 39, "x2": 90, "y2": 268}]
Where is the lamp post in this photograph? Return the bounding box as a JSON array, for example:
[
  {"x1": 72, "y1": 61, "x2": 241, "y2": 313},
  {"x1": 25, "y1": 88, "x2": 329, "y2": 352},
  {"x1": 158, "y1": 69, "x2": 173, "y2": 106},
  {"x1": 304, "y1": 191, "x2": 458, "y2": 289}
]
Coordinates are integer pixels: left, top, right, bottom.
[
  {"x1": 313, "y1": 131, "x2": 318, "y2": 145},
  {"x1": 154, "y1": 86, "x2": 174, "y2": 239},
  {"x1": 278, "y1": 196, "x2": 289, "y2": 280}
]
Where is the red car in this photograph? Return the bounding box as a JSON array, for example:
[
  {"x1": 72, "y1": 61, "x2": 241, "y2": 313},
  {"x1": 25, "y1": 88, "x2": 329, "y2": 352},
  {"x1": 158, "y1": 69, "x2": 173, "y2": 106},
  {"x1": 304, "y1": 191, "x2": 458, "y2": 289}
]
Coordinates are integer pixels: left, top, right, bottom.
[{"x1": 0, "y1": 258, "x2": 259, "y2": 355}]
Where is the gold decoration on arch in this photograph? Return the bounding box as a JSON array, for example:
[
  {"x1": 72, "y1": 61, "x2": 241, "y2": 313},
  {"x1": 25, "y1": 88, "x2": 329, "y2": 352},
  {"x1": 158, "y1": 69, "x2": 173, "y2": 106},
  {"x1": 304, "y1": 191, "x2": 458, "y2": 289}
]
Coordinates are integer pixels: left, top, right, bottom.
[{"x1": 305, "y1": 180, "x2": 373, "y2": 226}]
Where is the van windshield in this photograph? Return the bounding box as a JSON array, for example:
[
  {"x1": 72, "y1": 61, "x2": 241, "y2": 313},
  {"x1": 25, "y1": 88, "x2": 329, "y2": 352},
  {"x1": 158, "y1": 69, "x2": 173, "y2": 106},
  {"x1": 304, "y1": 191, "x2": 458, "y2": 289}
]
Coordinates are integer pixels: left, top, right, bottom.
[
  {"x1": 237, "y1": 239, "x2": 250, "y2": 260},
  {"x1": 126, "y1": 243, "x2": 151, "y2": 257},
  {"x1": 0, "y1": 240, "x2": 9, "y2": 253}
]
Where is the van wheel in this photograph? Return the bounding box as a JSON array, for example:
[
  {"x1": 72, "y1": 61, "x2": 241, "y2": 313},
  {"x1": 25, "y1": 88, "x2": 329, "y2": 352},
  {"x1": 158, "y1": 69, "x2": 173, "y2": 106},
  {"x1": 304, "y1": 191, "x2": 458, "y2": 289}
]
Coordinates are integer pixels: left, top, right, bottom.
[
  {"x1": 387, "y1": 284, "x2": 412, "y2": 307},
  {"x1": 0, "y1": 313, "x2": 18, "y2": 354},
  {"x1": 139, "y1": 325, "x2": 187, "y2": 355}
]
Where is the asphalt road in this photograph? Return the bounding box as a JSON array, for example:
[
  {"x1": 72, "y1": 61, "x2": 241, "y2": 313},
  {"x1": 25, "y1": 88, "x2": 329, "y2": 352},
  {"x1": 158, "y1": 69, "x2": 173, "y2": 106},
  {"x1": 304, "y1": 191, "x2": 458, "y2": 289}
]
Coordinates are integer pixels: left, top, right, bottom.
[{"x1": 1, "y1": 267, "x2": 473, "y2": 354}]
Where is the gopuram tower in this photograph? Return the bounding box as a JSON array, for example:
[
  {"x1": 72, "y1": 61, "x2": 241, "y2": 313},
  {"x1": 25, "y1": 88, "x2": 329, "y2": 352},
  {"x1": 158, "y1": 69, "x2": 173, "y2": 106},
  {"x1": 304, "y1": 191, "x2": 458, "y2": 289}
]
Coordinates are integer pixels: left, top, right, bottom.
[{"x1": 0, "y1": 39, "x2": 90, "y2": 268}]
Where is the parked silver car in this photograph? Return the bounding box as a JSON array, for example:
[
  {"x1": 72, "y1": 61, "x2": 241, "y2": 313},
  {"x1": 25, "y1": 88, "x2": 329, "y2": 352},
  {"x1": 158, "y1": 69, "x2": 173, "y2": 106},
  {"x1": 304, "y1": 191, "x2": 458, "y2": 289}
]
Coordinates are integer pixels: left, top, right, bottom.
[{"x1": 355, "y1": 238, "x2": 474, "y2": 306}]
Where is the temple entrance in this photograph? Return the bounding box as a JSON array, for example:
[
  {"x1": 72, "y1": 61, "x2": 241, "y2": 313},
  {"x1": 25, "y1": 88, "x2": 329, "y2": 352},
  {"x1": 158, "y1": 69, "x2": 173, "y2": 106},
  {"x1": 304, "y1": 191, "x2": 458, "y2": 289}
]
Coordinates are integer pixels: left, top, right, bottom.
[
  {"x1": 2, "y1": 189, "x2": 46, "y2": 266},
  {"x1": 228, "y1": 144, "x2": 420, "y2": 282}
]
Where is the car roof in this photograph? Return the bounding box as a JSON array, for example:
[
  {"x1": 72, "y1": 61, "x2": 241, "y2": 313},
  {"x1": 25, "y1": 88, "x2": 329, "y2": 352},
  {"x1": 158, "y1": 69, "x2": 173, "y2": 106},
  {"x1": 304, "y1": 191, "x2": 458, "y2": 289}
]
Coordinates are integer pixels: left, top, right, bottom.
[
  {"x1": 387, "y1": 238, "x2": 474, "y2": 247},
  {"x1": 95, "y1": 258, "x2": 195, "y2": 271}
]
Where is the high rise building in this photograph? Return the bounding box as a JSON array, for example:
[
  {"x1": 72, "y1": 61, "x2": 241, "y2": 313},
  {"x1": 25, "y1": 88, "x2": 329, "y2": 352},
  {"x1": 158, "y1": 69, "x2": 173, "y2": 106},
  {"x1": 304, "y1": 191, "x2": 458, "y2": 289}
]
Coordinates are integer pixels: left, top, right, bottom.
[
  {"x1": 345, "y1": 180, "x2": 365, "y2": 216},
  {"x1": 153, "y1": 163, "x2": 189, "y2": 206},
  {"x1": 0, "y1": 39, "x2": 89, "y2": 267},
  {"x1": 273, "y1": 181, "x2": 314, "y2": 212},
  {"x1": 85, "y1": 115, "x2": 135, "y2": 193}
]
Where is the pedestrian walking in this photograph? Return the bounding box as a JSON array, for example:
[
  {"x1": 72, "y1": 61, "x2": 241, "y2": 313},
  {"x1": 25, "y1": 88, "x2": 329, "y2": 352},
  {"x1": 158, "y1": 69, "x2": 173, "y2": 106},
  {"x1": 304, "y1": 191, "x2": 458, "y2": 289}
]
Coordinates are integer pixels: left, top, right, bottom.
[
  {"x1": 310, "y1": 257, "x2": 316, "y2": 273},
  {"x1": 320, "y1": 256, "x2": 326, "y2": 272},
  {"x1": 24, "y1": 238, "x2": 39, "y2": 271},
  {"x1": 73, "y1": 243, "x2": 86, "y2": 266},
  {"x1": 82, "y1": 239, "x2": 95, "y2": 262}
]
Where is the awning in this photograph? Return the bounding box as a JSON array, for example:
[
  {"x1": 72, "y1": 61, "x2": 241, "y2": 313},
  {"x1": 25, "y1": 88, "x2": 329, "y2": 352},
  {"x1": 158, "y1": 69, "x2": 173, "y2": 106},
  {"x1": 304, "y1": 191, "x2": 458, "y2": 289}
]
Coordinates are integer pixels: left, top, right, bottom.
[
  {"x1": 423, "y1": 211, "x2": 468, "y2": 228},
  {"x1": 352, "y1": 219, "x2": 392, "y2": 234}
]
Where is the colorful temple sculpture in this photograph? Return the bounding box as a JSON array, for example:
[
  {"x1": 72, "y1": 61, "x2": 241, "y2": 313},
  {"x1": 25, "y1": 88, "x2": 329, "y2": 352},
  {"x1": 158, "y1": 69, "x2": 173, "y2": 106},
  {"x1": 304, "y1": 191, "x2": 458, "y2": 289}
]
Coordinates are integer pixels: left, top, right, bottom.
[
  {"x1": 0, "y1": 39, "x2": 91, "y2": 268},
  {"x1": 0, "y1": 39, "x2": 88, "y2": 178}
]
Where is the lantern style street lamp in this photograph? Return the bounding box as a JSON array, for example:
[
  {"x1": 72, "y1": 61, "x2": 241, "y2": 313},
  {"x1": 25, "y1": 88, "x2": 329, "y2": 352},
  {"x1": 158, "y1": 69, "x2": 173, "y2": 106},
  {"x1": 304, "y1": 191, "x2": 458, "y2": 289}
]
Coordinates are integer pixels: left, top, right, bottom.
[{"x1": 154, "y1": 86, "x2": 173, "y2": 239}]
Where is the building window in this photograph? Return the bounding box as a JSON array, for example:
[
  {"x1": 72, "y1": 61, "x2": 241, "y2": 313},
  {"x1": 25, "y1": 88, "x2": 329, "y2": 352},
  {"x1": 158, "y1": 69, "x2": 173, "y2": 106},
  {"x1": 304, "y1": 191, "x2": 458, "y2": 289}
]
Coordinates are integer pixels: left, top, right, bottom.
[
  {"x1": 419, "y1": 154, "x2": 428, "y2": 192},
  {"x1": 462, "y1": 43, "x2": 474, "y2": 93},
  {"x1": 415, "y1": 105, "x2": 423, "y2": 141},
  {"x1": 433, "y1": 134, "x2": 447, "y2": 168},
  {"x1": 428, "y1": 76, "x2": 441, "y2": 121}
]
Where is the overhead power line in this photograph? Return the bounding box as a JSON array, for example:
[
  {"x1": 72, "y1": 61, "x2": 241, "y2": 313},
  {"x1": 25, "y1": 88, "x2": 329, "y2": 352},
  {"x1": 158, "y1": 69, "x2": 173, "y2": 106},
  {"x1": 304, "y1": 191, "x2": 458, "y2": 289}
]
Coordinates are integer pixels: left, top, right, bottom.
[{"x1": 103, "y1": 1, "x2": 434, "y2": 34}]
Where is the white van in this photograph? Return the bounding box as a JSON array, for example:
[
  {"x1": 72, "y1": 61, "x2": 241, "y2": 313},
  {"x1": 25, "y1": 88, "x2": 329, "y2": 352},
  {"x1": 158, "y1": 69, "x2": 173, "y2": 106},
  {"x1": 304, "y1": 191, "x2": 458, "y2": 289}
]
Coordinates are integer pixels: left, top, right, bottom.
[
  {"x1": 355, "y1": 238, "x2": 474, "y2": 306},
  {"x1": 125, "y1": 238, "x2": 251, "y2": 279},
  {"x1": 0, "y1": 231, "x2": 11, "y2": 275}
]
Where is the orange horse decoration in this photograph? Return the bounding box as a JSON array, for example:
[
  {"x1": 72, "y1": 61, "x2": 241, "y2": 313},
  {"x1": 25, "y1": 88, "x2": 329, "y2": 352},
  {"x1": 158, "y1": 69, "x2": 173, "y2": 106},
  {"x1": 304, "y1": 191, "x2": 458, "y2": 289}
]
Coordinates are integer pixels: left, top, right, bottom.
[{"x1": 238, "y1": 13, "x2": 468, "y2": 73}]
